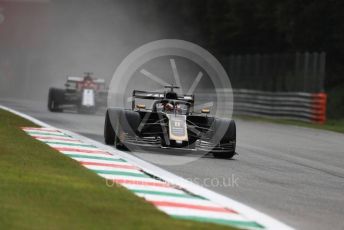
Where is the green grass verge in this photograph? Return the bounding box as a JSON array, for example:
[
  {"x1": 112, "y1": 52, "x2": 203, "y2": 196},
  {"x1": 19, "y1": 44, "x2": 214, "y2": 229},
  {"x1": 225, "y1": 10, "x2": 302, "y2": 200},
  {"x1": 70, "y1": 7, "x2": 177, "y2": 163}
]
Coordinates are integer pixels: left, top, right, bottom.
[
  {"x1": 235, "y1": 115, "x2": 344, "y2": 134},
  {"x1": 327, "y1": 83, "x2": 344, "y2": 119},
  {"x1": 0, "y1": 109, "x2": 235, "y2": 230}
]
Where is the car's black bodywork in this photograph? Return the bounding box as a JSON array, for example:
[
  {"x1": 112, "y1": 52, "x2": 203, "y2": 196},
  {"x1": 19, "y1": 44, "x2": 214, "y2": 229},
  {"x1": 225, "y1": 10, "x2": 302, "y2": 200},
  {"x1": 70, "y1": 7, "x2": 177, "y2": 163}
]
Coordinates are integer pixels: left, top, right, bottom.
[
  {"x1": 104, "y1": 86, "x2": 236, "y2": 158},
  {"x1": 48, "y1": 74, "x2": 107, "y2": 114}
]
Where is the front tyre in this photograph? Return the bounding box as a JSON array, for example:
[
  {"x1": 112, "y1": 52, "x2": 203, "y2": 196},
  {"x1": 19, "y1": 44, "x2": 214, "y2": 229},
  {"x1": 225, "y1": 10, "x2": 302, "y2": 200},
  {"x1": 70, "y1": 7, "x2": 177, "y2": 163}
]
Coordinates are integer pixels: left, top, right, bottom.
[
  {"x1": 213, "y1": 150, "x2": 236, "y2": 159},
  {"x1": 212, "y1": 120, "x2": 236, "y2": 159},
  {"x1": 104, "y1": 110, "x2": 122, "y2": 148},
  {"x1": 104, "y1": 111, "x2": 115, "y2": 145},
  {"x1": 48, "y1": 88, "x2": 64, "y2": 112}
]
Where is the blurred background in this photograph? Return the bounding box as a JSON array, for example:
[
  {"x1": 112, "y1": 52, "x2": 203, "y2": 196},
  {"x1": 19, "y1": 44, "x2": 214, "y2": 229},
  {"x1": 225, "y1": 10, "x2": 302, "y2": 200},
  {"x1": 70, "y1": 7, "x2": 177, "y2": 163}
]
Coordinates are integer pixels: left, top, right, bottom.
[{"x1": 0, "y1": 0, "x2": 343, "y2": 120}]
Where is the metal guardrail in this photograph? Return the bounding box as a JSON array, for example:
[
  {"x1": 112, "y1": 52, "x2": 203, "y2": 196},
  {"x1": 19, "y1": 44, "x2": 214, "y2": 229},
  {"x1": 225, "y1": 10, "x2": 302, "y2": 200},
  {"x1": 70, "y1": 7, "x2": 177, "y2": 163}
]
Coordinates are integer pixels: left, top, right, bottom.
[{"x1": 231, "y1": 89, "x2": 327, "y2": 123}]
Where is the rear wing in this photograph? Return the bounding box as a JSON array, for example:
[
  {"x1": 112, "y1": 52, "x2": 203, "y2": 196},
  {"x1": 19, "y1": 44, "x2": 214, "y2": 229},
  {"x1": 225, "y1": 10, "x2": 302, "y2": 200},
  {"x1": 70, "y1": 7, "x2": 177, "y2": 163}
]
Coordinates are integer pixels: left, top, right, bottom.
[
  {"x1": 66, "y1": 76, "x2": 106, "y2": 83},
  {"x1": 132, "y1": 90, "x2": 194, "y2": 110},
  {"x1": 65, "y1": 76, "x2": 106, "y2": 91},
  {"x1": 133, "y1": 90, "x2": 165, "y2": 100},
  {"x1": 94, "y1": 79, "x2": 105, "y2": 84},
  {"x1": 67, "y1": 76, "x2": 83, "y2": 82}
]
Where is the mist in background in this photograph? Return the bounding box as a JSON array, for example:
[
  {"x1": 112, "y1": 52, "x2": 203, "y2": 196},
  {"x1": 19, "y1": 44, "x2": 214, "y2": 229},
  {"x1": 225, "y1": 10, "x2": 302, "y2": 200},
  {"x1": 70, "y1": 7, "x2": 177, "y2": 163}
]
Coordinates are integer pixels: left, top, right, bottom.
[
  {"x1": 122, "y1": 56, "x2": 217, "y2": 111},
  {"x1": 1, "y1": 0, "x2": 343, "y2": 118},
  {"x1": 0, "y1": 0, "x2": 201, "y2": 101}
]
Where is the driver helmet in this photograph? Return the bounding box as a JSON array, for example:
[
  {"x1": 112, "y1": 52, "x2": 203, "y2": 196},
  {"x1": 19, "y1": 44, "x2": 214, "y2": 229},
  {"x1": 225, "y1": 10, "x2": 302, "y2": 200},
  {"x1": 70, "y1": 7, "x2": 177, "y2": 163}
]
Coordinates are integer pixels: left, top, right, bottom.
[
  {"x1": 164, "y1": 102, "x2": 174, "y2": 111},
  {"x1": 84, "y1": 75, "x2": 93, "y2": 81}
]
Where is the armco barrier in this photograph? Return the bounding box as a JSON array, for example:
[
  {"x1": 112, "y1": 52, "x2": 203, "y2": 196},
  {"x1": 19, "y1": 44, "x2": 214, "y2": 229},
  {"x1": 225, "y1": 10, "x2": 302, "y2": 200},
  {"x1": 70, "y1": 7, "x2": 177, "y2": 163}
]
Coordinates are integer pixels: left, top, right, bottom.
[{"x1": 231, "y1": 89, "x2": 327, "y2": 123}]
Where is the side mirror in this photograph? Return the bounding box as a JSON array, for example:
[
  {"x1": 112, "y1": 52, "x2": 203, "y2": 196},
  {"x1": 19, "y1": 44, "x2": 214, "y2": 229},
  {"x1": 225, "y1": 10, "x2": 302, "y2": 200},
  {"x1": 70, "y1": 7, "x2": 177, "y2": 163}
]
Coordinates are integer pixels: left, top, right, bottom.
[
  {"x1": 136, "y1": 104, "x2": 146, "y2": 110},
  {"x1": 201, "y1": 108, "x2": 210, "y2": 114}
]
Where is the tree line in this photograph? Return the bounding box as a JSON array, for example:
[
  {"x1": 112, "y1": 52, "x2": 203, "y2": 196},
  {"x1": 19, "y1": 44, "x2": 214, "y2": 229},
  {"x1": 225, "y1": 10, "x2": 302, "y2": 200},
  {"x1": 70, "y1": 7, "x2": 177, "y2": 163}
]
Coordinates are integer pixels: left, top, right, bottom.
[{"x1": 137, "y1": 0, "x2": 344, "y2": 89}]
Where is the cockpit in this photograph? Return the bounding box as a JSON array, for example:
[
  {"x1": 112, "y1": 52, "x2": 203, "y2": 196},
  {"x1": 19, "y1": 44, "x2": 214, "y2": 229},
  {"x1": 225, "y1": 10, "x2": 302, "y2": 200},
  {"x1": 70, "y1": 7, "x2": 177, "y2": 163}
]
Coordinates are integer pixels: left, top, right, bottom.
[{"x1": 153, "y1": 100, "x2": 190, "y2": 115}]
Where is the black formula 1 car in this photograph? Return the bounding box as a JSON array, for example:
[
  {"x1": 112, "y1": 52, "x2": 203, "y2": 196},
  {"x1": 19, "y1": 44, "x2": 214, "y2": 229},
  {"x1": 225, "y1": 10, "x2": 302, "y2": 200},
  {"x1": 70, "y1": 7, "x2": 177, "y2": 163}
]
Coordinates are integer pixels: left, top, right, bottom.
[
  {"x1": 104, "y1": 86, "x2": 236, "y2": 158},
  {"x1": 48, "y1": 73, "x2": 107, "y2": 114}
]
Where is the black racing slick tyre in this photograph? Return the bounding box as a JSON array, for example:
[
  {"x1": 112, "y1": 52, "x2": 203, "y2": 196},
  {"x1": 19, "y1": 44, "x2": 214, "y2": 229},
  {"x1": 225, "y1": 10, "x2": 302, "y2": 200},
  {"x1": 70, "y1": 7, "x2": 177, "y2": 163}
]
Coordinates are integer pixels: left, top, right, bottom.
[
  {"x1": 105, "y1": 108, "x2": 141, "y2": 149},
  {"x1": 104, "y1": 111, "x2": 117, "y2": 145},
  {"x1": 104, "y1": 110, "x2": 122, "y2": 148},
  {"x1": 48, "y1": 88, "x2": 64, "y2": 112},
  {"x1": 212, "y1": 120, "x2": 236, "y2": 159}
]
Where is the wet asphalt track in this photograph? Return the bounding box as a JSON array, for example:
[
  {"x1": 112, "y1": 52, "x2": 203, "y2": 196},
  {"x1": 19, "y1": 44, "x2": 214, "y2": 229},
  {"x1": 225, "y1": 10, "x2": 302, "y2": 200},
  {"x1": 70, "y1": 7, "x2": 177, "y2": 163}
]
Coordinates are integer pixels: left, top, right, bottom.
[{"x1": 2, "y1": 98, "x2": 344, "y2": 230}]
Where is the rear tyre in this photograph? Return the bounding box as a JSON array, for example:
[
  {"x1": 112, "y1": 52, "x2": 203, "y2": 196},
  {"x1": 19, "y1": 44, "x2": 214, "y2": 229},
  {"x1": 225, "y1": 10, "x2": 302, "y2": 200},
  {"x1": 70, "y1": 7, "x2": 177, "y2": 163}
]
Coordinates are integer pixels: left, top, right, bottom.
[{"x1": 48, "y1": 88, "x2": 64, "y2": 112}]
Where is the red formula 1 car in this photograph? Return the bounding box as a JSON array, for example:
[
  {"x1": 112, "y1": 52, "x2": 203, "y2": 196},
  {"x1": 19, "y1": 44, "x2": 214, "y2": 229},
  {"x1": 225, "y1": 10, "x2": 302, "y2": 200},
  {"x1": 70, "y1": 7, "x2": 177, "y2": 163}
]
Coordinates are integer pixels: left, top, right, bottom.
[{"x1": 48, "y1": 73, "x2": 107, "y2": 114}]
